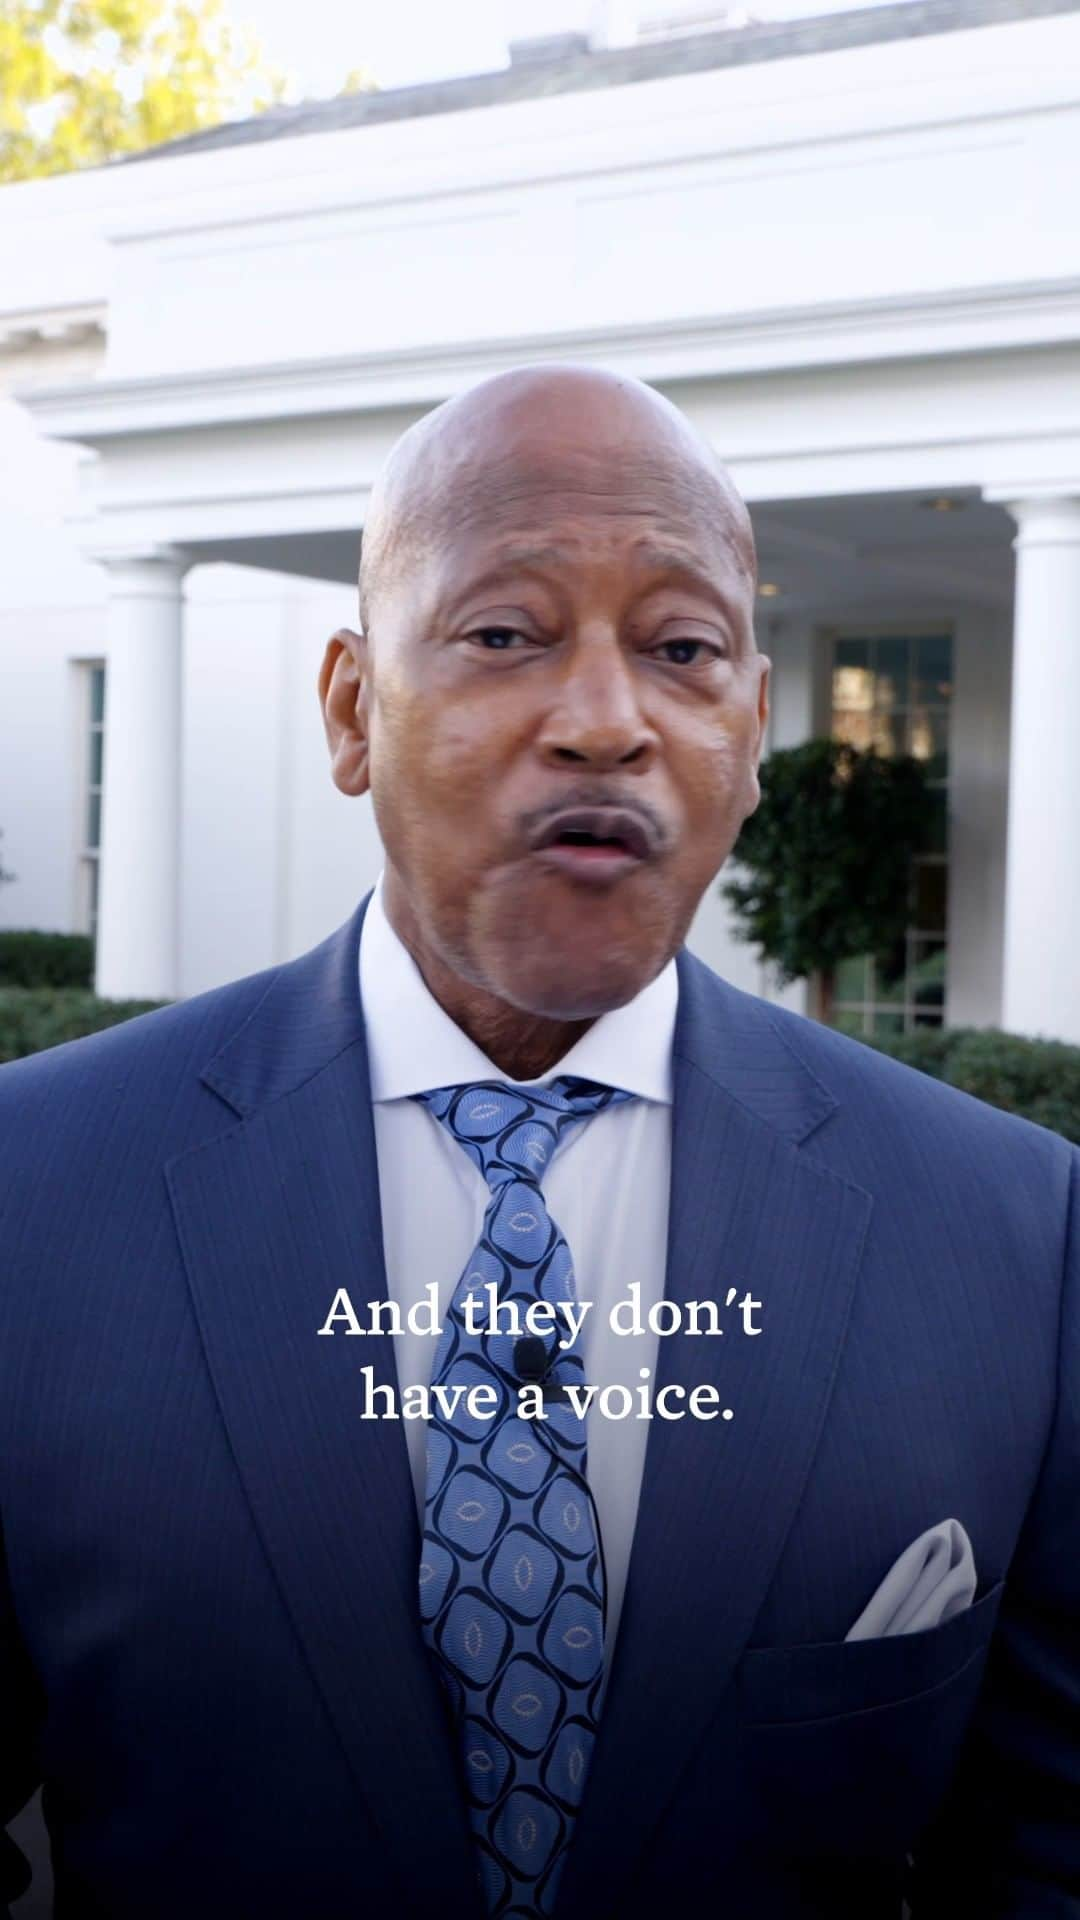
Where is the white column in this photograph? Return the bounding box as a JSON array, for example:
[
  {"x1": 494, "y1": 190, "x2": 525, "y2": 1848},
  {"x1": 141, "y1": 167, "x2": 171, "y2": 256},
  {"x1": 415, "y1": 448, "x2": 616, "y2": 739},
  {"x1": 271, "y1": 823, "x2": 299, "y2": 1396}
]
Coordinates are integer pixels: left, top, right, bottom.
[
  {"x1": 999, "y1": 496, "x2": 1080, "y2": 1043},
  {"x1": 94, "y1": 550, "x2": 186, "y2": 1002}
]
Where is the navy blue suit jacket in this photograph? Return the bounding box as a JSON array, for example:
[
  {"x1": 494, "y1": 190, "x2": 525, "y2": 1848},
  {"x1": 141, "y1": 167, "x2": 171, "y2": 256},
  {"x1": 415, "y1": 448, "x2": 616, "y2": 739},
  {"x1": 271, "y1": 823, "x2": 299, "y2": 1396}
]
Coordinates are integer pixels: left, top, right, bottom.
[{"x1": 1, "y1": 892, "x2": 1078, "y2": 1918}]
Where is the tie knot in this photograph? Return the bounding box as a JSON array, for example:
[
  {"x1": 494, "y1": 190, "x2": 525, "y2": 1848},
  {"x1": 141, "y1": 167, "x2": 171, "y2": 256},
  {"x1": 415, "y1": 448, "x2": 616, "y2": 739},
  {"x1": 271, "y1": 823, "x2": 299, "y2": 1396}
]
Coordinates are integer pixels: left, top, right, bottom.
[{"x1": 412, "y1": 1075, "x2": 636, "y2": 1190}]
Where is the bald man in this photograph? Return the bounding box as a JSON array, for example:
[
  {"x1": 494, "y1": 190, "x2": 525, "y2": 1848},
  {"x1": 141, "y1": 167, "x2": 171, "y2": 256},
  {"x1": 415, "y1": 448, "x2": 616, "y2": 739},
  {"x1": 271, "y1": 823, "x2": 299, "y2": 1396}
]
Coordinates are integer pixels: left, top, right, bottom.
[{"x1": 1, "y1": 367, "x2": 1078, "y2": 1920}]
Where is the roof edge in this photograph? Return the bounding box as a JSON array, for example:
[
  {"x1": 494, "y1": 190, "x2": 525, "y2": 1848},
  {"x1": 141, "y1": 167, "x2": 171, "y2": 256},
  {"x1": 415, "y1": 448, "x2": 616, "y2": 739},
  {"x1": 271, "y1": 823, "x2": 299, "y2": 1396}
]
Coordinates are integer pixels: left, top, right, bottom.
[{"x1": 125, "y1": 0, "x2": 1080, "y2": 167}]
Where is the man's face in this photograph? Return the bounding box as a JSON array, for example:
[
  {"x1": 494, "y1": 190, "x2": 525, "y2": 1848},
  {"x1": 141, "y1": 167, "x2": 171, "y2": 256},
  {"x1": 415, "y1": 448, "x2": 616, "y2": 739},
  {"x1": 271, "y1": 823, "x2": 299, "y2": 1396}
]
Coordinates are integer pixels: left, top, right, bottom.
[{"x1": 330, "y1": 397, "x2": 769, "y2": 1020}]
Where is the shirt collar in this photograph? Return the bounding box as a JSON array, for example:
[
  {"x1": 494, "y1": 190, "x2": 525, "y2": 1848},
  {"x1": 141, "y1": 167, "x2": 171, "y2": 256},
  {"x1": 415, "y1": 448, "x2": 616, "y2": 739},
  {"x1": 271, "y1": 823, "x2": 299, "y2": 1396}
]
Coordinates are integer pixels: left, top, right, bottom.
[{"x1": 359, "y1": 870, "x2": 676, "y2": 1106}]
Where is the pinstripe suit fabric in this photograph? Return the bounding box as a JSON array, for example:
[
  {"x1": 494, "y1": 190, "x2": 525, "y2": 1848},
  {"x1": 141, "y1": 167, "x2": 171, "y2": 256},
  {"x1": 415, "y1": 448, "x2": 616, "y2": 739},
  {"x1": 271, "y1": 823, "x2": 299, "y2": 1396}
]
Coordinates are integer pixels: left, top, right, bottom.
[{"x1": 1, "y1": 892, "x2": 1077, "y2": 1918}]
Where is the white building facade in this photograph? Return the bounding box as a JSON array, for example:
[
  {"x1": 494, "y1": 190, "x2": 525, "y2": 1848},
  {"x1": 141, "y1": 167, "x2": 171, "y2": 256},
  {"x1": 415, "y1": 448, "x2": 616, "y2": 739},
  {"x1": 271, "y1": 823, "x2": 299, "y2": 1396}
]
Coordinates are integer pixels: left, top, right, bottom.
[{"x1": 1, "y1": 0, "x2": 1079, "y2": 1039}]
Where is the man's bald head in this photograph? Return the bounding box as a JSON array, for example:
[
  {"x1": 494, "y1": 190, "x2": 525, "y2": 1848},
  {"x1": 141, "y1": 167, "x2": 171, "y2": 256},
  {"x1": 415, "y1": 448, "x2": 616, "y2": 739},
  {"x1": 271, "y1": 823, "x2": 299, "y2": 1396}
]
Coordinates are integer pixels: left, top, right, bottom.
[
  {"x1": 357, "y1": 363, "x2": 755, "y2": 633},
  {"x1": 322, "y1": 356, "x2": 769, "y2": 1066}
]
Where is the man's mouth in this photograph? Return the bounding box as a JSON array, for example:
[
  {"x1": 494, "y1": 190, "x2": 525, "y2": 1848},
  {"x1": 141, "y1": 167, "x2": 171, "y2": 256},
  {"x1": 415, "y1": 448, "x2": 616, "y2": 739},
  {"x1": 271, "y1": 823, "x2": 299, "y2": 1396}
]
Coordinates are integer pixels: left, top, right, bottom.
[{"x1": 527, "y1": 807, "x2": 657, "y2": 880}]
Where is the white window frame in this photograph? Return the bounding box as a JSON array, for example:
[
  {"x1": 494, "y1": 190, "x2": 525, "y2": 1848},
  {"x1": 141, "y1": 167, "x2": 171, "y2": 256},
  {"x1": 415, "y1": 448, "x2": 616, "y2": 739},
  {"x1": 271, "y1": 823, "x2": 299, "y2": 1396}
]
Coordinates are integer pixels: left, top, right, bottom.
[
  {"x1": 818, "y1": 621, "x2": 953, "y2": 1037},
  {"x1": 73, "y1": 659, "x2": 105, "y2": 942}
]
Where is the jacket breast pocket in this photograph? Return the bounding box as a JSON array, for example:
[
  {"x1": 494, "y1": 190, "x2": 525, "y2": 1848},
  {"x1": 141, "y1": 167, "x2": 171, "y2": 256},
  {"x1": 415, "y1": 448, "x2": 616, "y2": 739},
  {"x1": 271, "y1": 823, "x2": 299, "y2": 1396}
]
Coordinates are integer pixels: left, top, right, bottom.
[{"x1": 734, "y1": 1578, "x2": 1004, "y2": 1855}]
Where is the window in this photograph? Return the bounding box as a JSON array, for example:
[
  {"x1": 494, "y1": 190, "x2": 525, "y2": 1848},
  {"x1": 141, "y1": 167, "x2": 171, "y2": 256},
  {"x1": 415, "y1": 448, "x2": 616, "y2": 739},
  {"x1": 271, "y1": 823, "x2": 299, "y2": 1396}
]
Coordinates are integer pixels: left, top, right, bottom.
[
  {"x1": 77, "y1": 662, "x2": 105, "y2": 942},
  {"x1": 826, "y1": 629, "x2": 952, "y2": 1036}
]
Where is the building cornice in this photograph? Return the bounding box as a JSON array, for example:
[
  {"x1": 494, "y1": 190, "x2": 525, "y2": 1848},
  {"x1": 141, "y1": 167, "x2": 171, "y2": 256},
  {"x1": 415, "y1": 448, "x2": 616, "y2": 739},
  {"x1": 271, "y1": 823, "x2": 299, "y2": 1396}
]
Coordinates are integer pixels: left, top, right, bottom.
[
  {"x1": 0, "y1": 305, "x2": 105, "y2": 353},
  {"x1": 20, "y1": 276, "x2": 1080, "y2": 444}
]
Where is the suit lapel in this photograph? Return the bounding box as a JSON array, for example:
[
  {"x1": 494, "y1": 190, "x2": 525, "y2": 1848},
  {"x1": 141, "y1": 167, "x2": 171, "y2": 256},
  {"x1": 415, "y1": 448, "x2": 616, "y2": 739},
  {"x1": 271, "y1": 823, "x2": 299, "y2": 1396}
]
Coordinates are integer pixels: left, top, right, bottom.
[
  {"x1": 165, "y1": 897, "x2": 480, "y2": 1917},
  {"x1": 554, "y1": 949, "x2": 873, "y2": 1919}
]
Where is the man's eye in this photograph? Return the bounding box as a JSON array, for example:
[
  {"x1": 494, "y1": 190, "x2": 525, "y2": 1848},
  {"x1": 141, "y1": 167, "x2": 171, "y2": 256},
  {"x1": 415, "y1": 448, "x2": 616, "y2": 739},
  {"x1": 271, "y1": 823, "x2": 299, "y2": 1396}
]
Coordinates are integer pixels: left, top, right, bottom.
[
  {"x1": 468, "y1": 627, "x2": 530, "y2": 650},
  {"x1": 653, "y1": 638, "x2": 723, "y2": 665}
]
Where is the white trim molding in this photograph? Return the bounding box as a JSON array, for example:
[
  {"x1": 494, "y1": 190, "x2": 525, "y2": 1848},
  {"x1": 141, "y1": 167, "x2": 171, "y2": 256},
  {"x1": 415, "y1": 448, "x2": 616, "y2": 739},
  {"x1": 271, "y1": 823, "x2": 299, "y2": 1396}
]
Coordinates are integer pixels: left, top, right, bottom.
[{"x1": 20, "y1": 279, "x2": 1080, "y2": 443}]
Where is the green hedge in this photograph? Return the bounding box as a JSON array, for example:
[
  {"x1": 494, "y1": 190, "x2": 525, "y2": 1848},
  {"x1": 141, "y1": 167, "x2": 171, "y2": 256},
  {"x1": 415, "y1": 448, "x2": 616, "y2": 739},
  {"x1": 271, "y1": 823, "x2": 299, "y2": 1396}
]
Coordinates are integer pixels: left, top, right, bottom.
[
  {"x1": 0, "y1": 930, "x2": 94, "y2": 988},
  {"x1": 2, "y1": 986, "x2": 1078, "y2": 1148},
  {"x1": 866, "y1": 1026, "x2": 1080, "y2": 1145},
  {"x1": 0, "y1": 989, "x2": 166, "y2": 1063}
]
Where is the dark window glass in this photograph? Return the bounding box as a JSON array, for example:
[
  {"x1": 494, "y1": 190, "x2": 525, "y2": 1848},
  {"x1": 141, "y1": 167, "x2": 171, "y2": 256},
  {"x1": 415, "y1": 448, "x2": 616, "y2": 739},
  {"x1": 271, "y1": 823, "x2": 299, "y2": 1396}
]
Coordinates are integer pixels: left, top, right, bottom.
[
  {"x1": 913, "y1": 861, "x2": 948, "y2": 933},
  {"x1": 913, "y1": 633, "x2": 953, "y2": 704}
]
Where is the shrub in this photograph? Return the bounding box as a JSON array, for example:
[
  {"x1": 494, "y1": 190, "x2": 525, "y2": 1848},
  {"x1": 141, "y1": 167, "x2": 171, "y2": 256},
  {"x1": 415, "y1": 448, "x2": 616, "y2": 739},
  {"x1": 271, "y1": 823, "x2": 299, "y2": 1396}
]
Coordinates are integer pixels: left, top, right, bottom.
[
  {"x1": 0, "y1": 931, "x2": 94, "y2": 989},
  {"x1": 866, "y1": 1026, "x2": 1080, "y2": 1145},
  {"x1": 722, "y1": 740, "x2": 939, "y2": 1023},
  {"x1": 0, "y1": 989, "x2": 165, "y2": 1063}
]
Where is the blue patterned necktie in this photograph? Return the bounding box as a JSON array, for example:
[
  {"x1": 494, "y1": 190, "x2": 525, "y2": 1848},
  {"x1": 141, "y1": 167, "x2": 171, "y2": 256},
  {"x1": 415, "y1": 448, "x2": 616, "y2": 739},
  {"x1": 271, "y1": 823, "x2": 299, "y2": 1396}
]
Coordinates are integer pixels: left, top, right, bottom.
[{"x1": 410, "y1": 1075, "x2": 637, "y2": 1918}]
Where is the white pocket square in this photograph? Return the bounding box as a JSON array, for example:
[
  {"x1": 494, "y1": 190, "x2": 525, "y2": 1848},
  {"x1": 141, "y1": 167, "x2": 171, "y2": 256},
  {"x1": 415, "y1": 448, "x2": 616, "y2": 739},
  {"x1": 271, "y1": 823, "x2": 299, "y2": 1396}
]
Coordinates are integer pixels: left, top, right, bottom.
[{"x1": 844, "y1": 1518, "x2": 977, "y2": 1641}]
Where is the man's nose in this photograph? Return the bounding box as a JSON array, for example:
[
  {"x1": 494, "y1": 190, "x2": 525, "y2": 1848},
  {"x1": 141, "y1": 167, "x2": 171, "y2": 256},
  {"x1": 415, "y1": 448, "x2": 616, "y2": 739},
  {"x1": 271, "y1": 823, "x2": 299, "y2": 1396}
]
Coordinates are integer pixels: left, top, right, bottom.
[{"x1": 536, "y1": 634, "x2": 658, "y2": 770}]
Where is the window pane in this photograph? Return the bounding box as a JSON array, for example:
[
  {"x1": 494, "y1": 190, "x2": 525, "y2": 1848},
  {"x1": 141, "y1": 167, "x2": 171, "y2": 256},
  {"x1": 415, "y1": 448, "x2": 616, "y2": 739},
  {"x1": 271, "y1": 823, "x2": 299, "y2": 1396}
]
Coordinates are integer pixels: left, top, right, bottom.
[
  {"x1": 833, "y1": 709, "x2": 875, "y2": 752},
  {"x1": 870, "y1": 1011, "x2": 905, "y2": 1035},
  {"x1": 87, "y1": 790, "x2": 101, "y2": 850},
  {"x1": 912, "y1": 633, "x2": 952, "y2": 705},
  {"x1": 835, "y1": 706, "x2": 902, "y2": 756},
  {"x1": 834, "y1": 637, "x2": 870, "y2": 672},
  {"x1": 89, "y1": 728, "x2": 103, "y2": 788},
  {"x1": 874, "y1": 636, "x2": 910, "y2": 712},
  {"x1": 870, "y1": 956, "x2": 906, "y2": 1006},
  {"x1": 828, "y1": 630, "x2": 952, "y2": 1033},
  {"x1": 909, "y1": 938, "x2": 947, "y2": 1006},
  {"x1": 90, "y1": 666, "x2": 105, "y2": 726},
  {"x1": 913, "y1": 861, "x2": 948, "y2": 933},
  {"x1": 834, "y1": 1011, "x2": 867, "y2": 1037},
  {"x1": 926, "y1": 790, "x2": 948, "y2": 854},
  {"x1": 832, "y1": 664, "x2": 875, "y2": 713},
  {"x1": 834, "y1": 953, "x2": 869, "y2": 1001},
  {"x1": 869, "y1": 710, "x2": 901, "y2": 758},
  {"x1": 908, "y1": 706, "x2": 949, "y2": 780}
]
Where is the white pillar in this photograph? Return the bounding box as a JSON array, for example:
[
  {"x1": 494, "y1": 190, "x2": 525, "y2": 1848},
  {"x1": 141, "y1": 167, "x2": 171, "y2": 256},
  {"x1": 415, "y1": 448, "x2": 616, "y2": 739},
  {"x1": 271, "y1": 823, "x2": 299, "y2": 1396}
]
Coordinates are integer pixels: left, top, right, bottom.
[
  {"x1": 998, "y1": 496, "x2": 1080, "y2": 1043},
  {"x1": 94, "y1": 550, "x2": 186, "y2": 1002}
]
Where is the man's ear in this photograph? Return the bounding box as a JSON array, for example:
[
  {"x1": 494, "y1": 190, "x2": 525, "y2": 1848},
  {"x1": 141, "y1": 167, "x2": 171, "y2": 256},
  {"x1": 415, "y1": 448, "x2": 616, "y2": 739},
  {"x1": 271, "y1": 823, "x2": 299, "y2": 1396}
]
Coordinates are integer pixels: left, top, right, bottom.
[
  {"x1": 753, "y1": 652, "x2": 771, "y2": 773},
  {"x1": 319, "y1": 628, "x2": 370, "y2": 797},
  {"x1": 741, "y1": 652, "x2": 771, "y2": 822}
]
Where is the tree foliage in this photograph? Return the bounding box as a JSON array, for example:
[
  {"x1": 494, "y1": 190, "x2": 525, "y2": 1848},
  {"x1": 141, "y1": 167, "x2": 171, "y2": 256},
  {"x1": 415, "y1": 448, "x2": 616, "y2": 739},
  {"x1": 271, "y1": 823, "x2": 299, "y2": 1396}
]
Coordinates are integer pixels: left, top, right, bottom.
[
  {"x1": 722, "y1": 738, "x2": 938, "y2": 992},
  {"x1": 0, "y1": 0, "x2": 287, "y2": 181}
]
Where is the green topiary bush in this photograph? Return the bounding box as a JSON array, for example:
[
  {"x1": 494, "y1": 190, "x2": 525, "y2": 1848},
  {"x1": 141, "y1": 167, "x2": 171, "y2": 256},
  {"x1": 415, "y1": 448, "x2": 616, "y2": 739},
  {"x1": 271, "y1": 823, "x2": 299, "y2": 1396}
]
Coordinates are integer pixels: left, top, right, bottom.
[
  {"x1": 722, "y1": 739, "x2": 938, "y2": 1023},
  {"x1": 0, "y1": 931, "x2": 95, "y2": 989},
  {"x1": 0, "y1": 989, "x2": 166, "y2": 1063},
  {"x1": 866, "y1": 1026, "x2": 1080, "y2": 1145}
]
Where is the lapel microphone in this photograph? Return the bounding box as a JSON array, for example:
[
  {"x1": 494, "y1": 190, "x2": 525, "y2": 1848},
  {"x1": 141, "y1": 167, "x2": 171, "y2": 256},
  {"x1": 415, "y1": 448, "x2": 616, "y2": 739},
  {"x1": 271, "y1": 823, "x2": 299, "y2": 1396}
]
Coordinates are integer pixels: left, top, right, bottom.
[{"x1": 513, "y1": 1334, "x2": 572, "y2": 1404}]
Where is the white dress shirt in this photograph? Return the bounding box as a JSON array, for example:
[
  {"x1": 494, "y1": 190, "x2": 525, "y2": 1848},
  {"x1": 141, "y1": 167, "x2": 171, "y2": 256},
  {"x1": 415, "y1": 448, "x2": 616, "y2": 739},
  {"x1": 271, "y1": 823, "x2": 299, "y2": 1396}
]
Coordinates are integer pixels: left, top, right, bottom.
[{"x1": 359, "y1": 870, "x2": 677, "y2": 1663}]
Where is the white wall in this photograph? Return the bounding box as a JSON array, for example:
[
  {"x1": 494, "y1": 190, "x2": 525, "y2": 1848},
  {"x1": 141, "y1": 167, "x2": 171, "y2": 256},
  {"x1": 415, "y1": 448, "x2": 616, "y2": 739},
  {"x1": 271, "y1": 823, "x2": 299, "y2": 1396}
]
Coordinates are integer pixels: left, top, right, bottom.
[
  {"x1": 0, "y1": 557, "x2": 375, "y2": 978},
  {"x1": 0, "y1": 391, "x2": 106, "y2": 934},
  {"x1": 0, "y1": 613, "x2": 103, "y2": 935}
]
